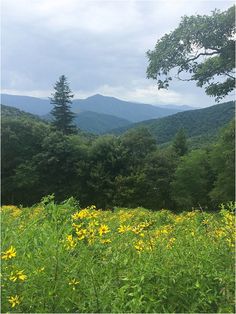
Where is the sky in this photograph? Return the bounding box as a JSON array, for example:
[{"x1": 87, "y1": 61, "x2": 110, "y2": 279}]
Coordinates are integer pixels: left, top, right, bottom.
[{"x1": 1, "y1": 0, "x2": 234, "y2": 107}]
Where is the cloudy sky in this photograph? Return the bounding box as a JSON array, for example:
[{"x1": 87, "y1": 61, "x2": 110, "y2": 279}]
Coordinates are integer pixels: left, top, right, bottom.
[{"x1": 1, "y1": 0, "x2": 234, "y2": 107}]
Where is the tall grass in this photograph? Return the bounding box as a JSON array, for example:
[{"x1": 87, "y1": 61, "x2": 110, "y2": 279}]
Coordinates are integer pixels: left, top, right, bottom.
[{"x1": 1, "y1": 197, "x2": 235, "y2": 313}]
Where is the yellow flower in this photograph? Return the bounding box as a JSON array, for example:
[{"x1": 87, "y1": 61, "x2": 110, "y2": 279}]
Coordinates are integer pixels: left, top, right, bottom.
[
  {"x1": 226, "y1": 238, "x2": 235, "y2": 248},
  {"x1": 66, "y1": 235, "x2": 77, "y2": 249},
  {"x1": 87, "y1": 228, "x2": 96, "y2": 237},
  {"x1": 86, "y1": 228, "x2": 96, "y2": 245},
  {"x1": 117, "y1": 225, "x2": 131, "y2": 233},
  {"x1": 71, "y1": 211, "x2": 80, "y2": 220},
  {"x1": 100, "y1": 239, "x2": 112, "y2": 244},
  {"x1": 175, "y1": 216, "x2": 184, "y2": 223},
  {"x1": 167, "y1": 237, "x2": 176, "y2": 249},
  {"x1": 214, "y1": 228, "x2": 226, "y2": 238},
  {"x1": 86, "y1": 205, "x2": 97, "y2": 211},
  {"x1": 147, "y1": 238, "x2": 155, "y2": 251},
  {"x1": 8, "y1": 295, "x2": 21, "y2": 308},
  {"x1": 1, "y1": 205, "x2": 21, "y2": 217},
  {"x1": 139, "y1": 221, "x2": 151, "y2": 229},
  {"x1": 134, "y1": 240, "x2": 145, "y2": 252},
  {"x1": 118, "y1": 211, "x2": 133, "y2": 222},
  {"x1": 72, "y1": 223, "x2": 83, "y2": 229},
  {"x1": 155, "y1": 225, "x2": 173, "y2": 238},
  {"x1": 132, "y1": 226, "x2": 142, "y2": 235},
  {"x1": 1, "y1": 246, "x2": 16, "y2": 260},
  {"x1": 88, "y1": 220, "x2": 99, "y2": 228},
  {"x1": 17, "y1": 270, "x2": 27, "y2": 281},
  {"x1": 69, "y1": 278, "x2": 80, "y2": 290},
  {"x1": 9, "y1": 270, "x2": 27, "y2": 282},
  {"x1": 9, "y1": 273, "x2": 17, "y2": 282},
  {"x1": 88, "y1": 211, "x2": 99, "y2": 219},
  {"x1": 186, "y1": 211, "x2": 197, "y2": 218},
  {"x1": 76, "y1": 228, "x2": 87, "y2": 240},
  {"x1": 72, "y1": 210, "x2": 90, "y2": 220},
  {"x1": 99, "y1": 224, "x2": 110, "y2": 236}
]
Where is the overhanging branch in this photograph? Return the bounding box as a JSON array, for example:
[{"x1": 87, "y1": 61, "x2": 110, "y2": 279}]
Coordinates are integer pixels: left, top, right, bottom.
[{"x1": 185, "y1": 50, "x2": 220, "y2": 64}]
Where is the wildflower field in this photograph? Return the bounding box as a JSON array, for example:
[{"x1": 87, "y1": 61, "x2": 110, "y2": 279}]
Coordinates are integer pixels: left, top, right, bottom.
[{"x1": 1, "y1": 197, "x2": 235, "y2": 313}]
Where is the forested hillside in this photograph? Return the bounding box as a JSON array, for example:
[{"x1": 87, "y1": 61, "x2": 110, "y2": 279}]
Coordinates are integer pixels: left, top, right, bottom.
[
  {"x1": 43, "y1": 110, "x2": 132, "y2": 134},
  {"x1": 110, "y1": 101, "x2": 235, "y2": 145},
  {"x1": 1, "y1": 104, "x2": 43, "y2": 122},
  {"x1": 2, "y1": 100, "x2": 234, "y2": 210},
  {"x1": 74, "y1": 111, "x2": 131, "y2": 134}
]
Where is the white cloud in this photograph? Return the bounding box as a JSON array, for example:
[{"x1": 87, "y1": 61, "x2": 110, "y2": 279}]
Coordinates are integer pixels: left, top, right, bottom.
[
  {"x1": 1, "y1": 88, "x2": 52, "y2": 98},
  {"x1": 2, "y1": 0, "x2": 143, "y2": 34},
  {"x1": 72, "y1": 82, "x2": 202, "y2": 107},
  {"x1": 2, "y1": 0, "x2": 234, "y2": 107}
]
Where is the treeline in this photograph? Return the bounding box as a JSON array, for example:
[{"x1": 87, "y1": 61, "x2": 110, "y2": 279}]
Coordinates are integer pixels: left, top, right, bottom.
[{"x1": 2, "y1": 113, "x2": 234, "y2": 210}]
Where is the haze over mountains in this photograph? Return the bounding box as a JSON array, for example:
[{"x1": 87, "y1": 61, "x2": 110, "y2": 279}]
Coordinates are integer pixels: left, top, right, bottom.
[
  {"x1": 71, "y1": 94, "x2": 192, "y2": 122},
  {"x1": 1, "y1": 93, "x2": 196, "y2": 134},
  {"x1": 1, "y1": 93, "x2": 192, "y2": 118},
  {"x1": 2, "y1": 99, "x2": 234, "y2": 148},
  {"x1": 1, "y1": 94, "x2": 234, "y2": 138}
]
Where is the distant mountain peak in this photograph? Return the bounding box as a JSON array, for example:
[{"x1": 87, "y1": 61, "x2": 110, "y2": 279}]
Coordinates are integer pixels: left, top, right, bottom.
[
  {"x1": 86, "y1": 93, "x2": 105, "y2": 99},
  {"x1": 85, "y1": 94, "x2": 123, "y2": 102}
]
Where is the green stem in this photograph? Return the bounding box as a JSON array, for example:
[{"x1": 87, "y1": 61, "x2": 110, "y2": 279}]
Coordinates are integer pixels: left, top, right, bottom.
[{"x1": 89, "y1": 267, "x2": 100, "y2": 312}]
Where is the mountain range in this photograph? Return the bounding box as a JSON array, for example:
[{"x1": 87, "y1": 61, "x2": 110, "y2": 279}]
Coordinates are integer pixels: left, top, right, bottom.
[
  {"x1": 2, "y1": 93, "x2": 234, "y2": 143},
  {"x1": 71, "y1": 94, "x2": 192, "y2": 122},
  {"x1": 2, "y1": 98, "x2": 234, "y2": 149},
  {"x1": 1, "y1": 93, "x2": 194, "y2": 134}
]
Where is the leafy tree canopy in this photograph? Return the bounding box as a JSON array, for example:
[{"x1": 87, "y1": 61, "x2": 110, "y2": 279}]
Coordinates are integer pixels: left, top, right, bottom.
[
  {"x1": 171, "y1": 149, "x2": 213, "y2": 209},
  {"x1": 209, "y1": 119, "x2": 235, "y2": 203},
  {"x1": 172, "y1": 128, "x2": 188, "y2": 157},
  {"x1": 147, "y1": 5, "x2": 235, "y2": 100}
]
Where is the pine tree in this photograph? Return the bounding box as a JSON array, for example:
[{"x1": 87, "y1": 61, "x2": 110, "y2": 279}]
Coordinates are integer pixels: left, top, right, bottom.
[{"x1": 50, "y1": 75, "x2": 77, "y2": 135}]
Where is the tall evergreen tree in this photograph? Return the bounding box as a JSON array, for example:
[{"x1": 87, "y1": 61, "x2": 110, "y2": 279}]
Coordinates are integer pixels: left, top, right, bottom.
[{"x1": 50, "y1": 75, "x2": 77, "y2": 135}]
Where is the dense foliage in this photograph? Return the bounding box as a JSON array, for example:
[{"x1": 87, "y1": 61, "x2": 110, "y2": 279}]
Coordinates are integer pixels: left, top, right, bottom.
[
  {"x1": 1, "y1": 200, "x2": 235, "y2": 313},
  {"x1": 1, "y1": 103, "x2": 235, "y2": 210},
  {"x1": 74, "y1": 111, "x2": 131, "y2": 134},
  {"x1": 147, "y1": 6, "x2": 235, "y2": 100},
  {"x1": 110, "y1": 101, "x2": 235, "y2": 145}
]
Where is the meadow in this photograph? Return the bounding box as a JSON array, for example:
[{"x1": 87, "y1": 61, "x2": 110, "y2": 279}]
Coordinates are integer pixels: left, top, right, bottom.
[{"x1": 1, "y1": 196, "x2": 235, "y2": 313}]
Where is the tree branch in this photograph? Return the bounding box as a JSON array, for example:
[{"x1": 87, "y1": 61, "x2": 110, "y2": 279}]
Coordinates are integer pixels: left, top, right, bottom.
[
  {"x1": 185, "y1": 50, "x2": 220, "y2": 64},
  {"x1": 175, "y1": 72, "x2": 193, "y2": 81},
  {"x1": 224, "y1": 72, "x2": 235, "y2": 79}
]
